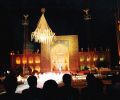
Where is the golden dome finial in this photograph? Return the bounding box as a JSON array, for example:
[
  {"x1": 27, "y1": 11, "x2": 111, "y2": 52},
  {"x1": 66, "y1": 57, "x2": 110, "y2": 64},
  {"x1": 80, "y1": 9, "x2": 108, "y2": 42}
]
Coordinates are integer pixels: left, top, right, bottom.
[{"x1": 41, "y1": 8, "x2": 45, "y2": 14}]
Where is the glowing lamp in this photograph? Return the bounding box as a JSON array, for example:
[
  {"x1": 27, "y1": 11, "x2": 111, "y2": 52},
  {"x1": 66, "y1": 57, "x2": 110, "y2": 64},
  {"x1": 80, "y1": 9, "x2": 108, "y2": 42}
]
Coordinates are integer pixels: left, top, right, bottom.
[
  {"x1": 35, "y1": 56, "x2": 40, "y2": 63},
  {"x1": 80, "y1": 57, "x2": 84, "y2": 62},
  {"x1": 86, "y1": 57, "x2": 91, "y2": 62},
  {"x1": 28, "y1": 57, "x2": 33, "y2": 64},
  {"x1": 16, "y1": 57, "x2": 21, "y2": 64},
  {"x1": 93, "y1": 57, "x2": 98, "y2": 61},
  {"x1": 22, "y1": 57, "x2": 27, "y2": 64},
  {"x1": 100, "y1": 57, "x2": 104, "y2": 61}
]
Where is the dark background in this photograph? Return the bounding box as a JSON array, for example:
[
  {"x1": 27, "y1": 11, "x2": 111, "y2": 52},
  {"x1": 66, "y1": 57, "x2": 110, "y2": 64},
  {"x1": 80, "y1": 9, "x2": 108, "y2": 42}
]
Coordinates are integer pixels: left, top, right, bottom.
[{"x1": 0, "y1": 0, "x2": 119, "y2": 66}]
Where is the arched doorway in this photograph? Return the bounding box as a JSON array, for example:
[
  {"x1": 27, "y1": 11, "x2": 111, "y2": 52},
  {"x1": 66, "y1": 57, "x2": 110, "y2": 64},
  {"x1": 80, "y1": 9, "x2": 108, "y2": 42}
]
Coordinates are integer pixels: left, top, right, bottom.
[{"x1": 50, "y1": 43, "x2": 69, "y2": 72}]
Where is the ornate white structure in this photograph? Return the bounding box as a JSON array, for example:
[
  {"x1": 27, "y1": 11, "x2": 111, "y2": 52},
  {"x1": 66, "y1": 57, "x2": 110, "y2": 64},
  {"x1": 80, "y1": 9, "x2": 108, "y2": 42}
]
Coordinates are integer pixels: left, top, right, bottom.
[{"x1": 31, "y1": 8, "x2": 55, "y2": 44}]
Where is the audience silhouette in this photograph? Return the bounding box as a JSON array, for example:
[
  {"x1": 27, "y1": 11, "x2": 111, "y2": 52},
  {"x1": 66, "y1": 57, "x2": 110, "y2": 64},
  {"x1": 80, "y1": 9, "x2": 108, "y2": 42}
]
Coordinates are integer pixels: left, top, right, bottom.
[
  {"x1": 0, "y1": 73, "x2": 22, "y2": 100},
  {"x1": 59, "y1": 73, "x2": 80, "y2": 100},
  {"x1": 106, "y1": 73, "x2": 120, "y2": 100},
  {"x1": 81, "y1": 73, "x2": 105, "y2": 100},
  {"x1": 42, "y1": 79, "x2": 60, "y2": 100},
  {"x1": 22, "y1": 75, "x2": 43, "y2": 100},
  {"x1": 2, "y1": 71, "x2": 120, "y2": 100}
]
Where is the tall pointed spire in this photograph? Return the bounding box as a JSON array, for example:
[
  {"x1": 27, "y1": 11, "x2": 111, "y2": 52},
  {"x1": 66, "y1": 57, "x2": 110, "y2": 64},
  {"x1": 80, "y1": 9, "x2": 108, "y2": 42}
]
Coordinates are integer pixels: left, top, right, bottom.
[
  {"x1": 22, "y1": 14, "x2": 29, "y2": 54},
  {"x1": 31, "y1": 8, "x2": 55, "y2": 44}
]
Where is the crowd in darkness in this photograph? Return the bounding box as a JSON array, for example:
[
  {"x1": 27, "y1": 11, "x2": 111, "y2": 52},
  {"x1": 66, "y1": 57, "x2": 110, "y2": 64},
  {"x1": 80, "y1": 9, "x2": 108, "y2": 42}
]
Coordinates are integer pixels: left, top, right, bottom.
[{"x1": 0, "y1": 72, "x2": 120, "y2": 100}]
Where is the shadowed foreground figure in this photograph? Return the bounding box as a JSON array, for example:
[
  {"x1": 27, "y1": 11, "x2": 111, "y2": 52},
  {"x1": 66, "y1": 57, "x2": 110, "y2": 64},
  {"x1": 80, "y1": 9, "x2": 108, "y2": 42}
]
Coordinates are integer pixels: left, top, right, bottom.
[
  {"x1": 22, "y1": 75, "x2": 43, "y2": 100},
  {"x1": 0, "y1": 73, "x2": 22, "y2": 100},
  {"x1": 59, "y1": 74, "x2": 80, "y2": 100},
  {"x1": 42, "y1": 79, "x2": 60, "y2": 100},
  {"x1": 81, "y1": 73, "x2": 105, "y2": 100},
  {"x1": 106, "y1": 73, "x2": 120, "y2": 100}
]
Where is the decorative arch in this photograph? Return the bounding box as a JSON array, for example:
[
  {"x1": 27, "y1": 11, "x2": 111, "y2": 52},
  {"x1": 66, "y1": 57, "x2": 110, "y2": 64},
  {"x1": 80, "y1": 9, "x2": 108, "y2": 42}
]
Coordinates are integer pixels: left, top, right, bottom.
[{"x1": 50, "y1": 43, "x2": 69, "y2": 71}]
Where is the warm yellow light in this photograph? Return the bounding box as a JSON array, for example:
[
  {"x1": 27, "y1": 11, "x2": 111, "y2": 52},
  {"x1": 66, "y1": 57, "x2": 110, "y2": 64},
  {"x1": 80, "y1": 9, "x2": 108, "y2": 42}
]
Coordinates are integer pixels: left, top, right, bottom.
[
  {"x1": 16, "y1": 57, "x2": 21, "y2": 64},
  {"x1": 100, "y1": 57, "x2": 104, "y2": 61},
  {"x1": 28, "y1": 57, "x2": 33, "y2": 64},
  {"x1": 80, "y1": 57, "x2": 84, "y2": 62},
  {"x1": 22, "y1": 57, "x2": 27, "y2": 64},
  {"x1": 86, "y1": 57, "x2": 91, "y2": 62},
  {"x1": 93, "y1": 57, "x2": 98, "y2": 61},
  {"x1": 35, "y1": 56, "x2": 40, "y2": 63}
]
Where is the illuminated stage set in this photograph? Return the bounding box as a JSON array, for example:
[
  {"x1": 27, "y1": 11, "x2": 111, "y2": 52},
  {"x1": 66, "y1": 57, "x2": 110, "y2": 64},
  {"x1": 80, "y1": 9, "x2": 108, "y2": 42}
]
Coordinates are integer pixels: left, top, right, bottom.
[{"x1": 10, "y1": 8, "x2": 111, "y2": 75}]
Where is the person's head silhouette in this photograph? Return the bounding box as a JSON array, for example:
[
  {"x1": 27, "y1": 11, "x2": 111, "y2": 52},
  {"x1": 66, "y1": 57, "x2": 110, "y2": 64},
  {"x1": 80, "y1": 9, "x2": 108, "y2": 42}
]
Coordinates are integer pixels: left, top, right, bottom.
[
  {"x1": 43, "y1": 79, "x2": 58, "y2": 100},
  {"x1": 86, "y1": 73, "x2": 96, "y2": 86},
  {"x1": 4, "y1": 74, "x2": 18, "y2": 93},
  {"x1": 27, "y1": 75, "x2": 37, "y2": 88},
  {"x1": 62, "y1": 74, "x2": 72, "y2": 86},
  {"x1": 43, "y1": 79, "x2": 58, "y2": 91}
]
